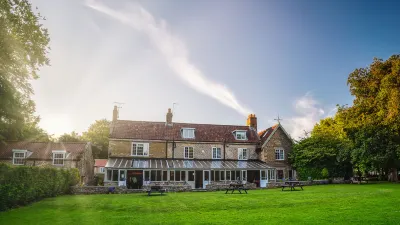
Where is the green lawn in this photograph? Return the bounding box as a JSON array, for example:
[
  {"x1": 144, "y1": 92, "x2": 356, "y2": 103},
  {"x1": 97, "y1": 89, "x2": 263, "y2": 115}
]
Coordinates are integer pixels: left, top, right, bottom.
[{"x1": 1, "y1": 184, "x2": 400, "y2": 225}]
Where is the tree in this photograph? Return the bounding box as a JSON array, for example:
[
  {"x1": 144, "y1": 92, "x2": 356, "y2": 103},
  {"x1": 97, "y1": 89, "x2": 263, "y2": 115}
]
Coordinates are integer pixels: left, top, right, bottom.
[
  {"x1": 82, "y1": 119, "x2": 110, "y2": 159},
  {"x1": 290, "y1": 134, "x2": 353, "y2": 180},
  {"x1": 58, "y1": 131, "x2": 82, "y2": 142},
  {"x1": 344, "y1": 55, "x2": 400, "y2": 181},
  {"x1": 0, "y1": 0, "x2": 50, "y2": 141}
]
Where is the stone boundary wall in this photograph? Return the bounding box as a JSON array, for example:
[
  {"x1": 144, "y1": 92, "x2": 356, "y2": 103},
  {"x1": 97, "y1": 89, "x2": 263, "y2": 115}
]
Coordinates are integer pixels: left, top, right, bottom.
[
  {"x1": 71, "y1": 186, "x2": 145, "y2": 194},
  {"x1": 206, "y1": 182, "x2": 257, "y2": 191}
]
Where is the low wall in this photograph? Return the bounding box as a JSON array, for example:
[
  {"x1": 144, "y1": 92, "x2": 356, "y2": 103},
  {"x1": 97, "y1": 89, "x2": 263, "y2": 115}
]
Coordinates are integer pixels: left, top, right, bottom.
[
  {"x1": 206, "y1": 182, "x2": 257, "y2": 191},
  {"x1": 71, "y1": 186, "x2": 145, "y2": 194},
  {"x1": 142, "y1": 181, "x2": 192, "y2": 192}
]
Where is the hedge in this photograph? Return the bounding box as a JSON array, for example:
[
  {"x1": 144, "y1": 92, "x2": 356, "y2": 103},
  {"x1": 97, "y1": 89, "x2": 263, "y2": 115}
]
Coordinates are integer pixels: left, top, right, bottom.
[{"x1": 0, "y1": 163, "x2": 80, "y2": 211}]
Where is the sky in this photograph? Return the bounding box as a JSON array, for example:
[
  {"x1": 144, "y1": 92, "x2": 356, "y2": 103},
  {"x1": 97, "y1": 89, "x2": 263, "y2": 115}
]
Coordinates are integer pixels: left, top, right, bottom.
[{"x1": 29, "y1": 0, "x2": 400, "y2": 139}]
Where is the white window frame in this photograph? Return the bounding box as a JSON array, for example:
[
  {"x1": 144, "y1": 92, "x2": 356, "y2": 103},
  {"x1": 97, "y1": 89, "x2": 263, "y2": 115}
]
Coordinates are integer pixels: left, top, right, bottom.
[
  {"x1": 52, "y1": 150, "x2": 66, "y2": 166},
  {"x1": 234, "y1": 131, "x2": 247, "y2": 140},
  {"x1": 184, "y1": 146, "x2": 194, "y2": 159},
  {"x1": 131, "y1": 142, "x2": 149, "y2": 156},
  {"x1": 99, "y1": 167, "x2": 105, "y2": 173},
  {"x1": 238, "y1": 148, "x2": 248, "y2": 160},
  {"x1": 12, "y1": 150, "x2": 27, "y2": 165},
  {"x1": 181, "y1": 128, "x2": 195, "y2": 139},
  {"x1": 212, "y1": 147, "x2": 222, "y2": 159},
  {"x1": 275, "y1": 148, "x2": 285, "y2": 160}
]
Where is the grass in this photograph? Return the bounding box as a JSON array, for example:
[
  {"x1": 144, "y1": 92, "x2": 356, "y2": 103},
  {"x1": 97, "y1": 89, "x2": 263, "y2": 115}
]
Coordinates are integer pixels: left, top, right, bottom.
[{"x1": 1, "y1": 184, "x2": 400, "y2": 225}]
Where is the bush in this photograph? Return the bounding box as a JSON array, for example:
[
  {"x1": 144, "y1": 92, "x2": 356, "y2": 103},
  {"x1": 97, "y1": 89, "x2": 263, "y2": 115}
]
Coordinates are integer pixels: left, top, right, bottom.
[{"x1": 0, "y1": 163, "x2": 79, "y2": 211}]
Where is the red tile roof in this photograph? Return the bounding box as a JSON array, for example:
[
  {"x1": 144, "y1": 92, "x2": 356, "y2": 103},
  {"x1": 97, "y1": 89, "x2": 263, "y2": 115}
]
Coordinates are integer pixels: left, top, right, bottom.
[
  {"x1": 0, "y1": 141, "x2": 88, "y2": 159},
  {"x1": 94, "y1": 159, "x2": 108, "y2": 167},
  {"x1": 259, "y1": 124, "x2": 279, "y2": 146},
  {"x1": 110, "y1": 120, "x2": 259, "y2": 143}
]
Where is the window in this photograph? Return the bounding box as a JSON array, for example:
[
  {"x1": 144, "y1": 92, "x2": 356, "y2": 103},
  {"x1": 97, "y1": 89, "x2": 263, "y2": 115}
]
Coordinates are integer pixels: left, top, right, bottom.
[
  {"x1": 220, "y1": 171, "x2": 225, "y2": 181},
  {"x1": 261, "y1": 170, "x2": 267, "y2": 180},
  {"x1": 106, "y1": 169, "x2": 119, "y2": 181},
  {"x1": 269, "y1": 169, "x2": 276, "y2": 180},
  {"x1": 212, "y1": 147, "x2": 221, "y2": 159},
  {"x1": 234, "y1": 131, "x2": 247, "y2": 140},
  {"x1": 175, "y1": 171, "x2": 181, "y2": 181},
  {"x1": 181, "y1": 128, "x2": 195, "y2": 139},
  {"x1": 150, "y1": 170, "x2": 162, "y2": 181},
  {"x1": 277, "y1": 170, "x2": 284, "y2": 180},
  {"x1": 238, "y1": 148, "x2": 248, "y2": 160},
  {"x1": 52, "y1": 151, "x2": 66, "y2": 166},
  {"x1": 226, "y1": 170, "x2": 231, "y2": 180},
  {"x1": 162, "y1": 171, "x2": 168, "y2": 181},
  {"x1": 181, "y1": 171, "x2": 186, "y2": 181},
  {"x1": 13, "y1": 151, "x2": 26, "y2": 165},
  {"x1": 132, "y1": 143, "x2": 149, "y2": 156},
  {"x1": 184, "y1": 147, "x2": 194, "y2": 159},
  {"x1": 119, "y1": 170, "x2": 126, "y2": 181},
  {"x1": 275, "y1": 148, "x2": 284, "y2": 160},
  {"x1": 99, "y1": 167, "x2": 105, "y2": 173},
  {"x1": 144, "y1": 170, "x2": 150, "y2": 181},
  {"x1": 188, "y1": 171, "x2": 195, "y2": 181},
  {"x1": 170, "y1": 171, "x2": 175, "y2": 181}
]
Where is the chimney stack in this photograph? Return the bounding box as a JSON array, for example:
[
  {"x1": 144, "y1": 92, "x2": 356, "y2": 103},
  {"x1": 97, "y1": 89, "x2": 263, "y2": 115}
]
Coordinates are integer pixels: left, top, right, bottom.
[
  {"x1": 166, "y1": 108, "x2": 173, "y2": 126},
  {"x1": 247, "y1": 114, "x2": 257, "y2": 131},
  {"x1": 112, "y1": 105, "x2": 119, "y2": 122}
]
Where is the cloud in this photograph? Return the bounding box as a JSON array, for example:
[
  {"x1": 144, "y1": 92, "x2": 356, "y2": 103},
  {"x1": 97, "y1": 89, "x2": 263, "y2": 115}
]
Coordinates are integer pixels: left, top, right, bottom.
[
  {"x1": 285, "y1": 92, "x2": 333, "y2": 140},
  {"x1": 86, "y1": 0, "x2": 251, "y2": 116}
]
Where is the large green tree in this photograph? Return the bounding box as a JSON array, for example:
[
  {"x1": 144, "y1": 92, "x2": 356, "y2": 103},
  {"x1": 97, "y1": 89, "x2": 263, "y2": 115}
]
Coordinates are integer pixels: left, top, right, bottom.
[
  {"x1": 344, "y1": 55, "x2": 400, "y2": 181},
  {"x1": 82, "y1": 119, "x2": 110, "y2": 159},
  {"x1": 0, "y1": 0, "x2": 50, "y2": 141}
]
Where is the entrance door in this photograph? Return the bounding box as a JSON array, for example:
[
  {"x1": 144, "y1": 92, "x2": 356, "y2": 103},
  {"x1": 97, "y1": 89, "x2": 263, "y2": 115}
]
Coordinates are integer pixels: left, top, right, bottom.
[
  {"x1": 203, "y1": 170, "x2": 210, "y2": 189},
  {"x1": 195, "y1": 171, "x2": 203, "y2": 188},
  {"x1": 127, "y1": 170, "x2": 143, "y2": 189},
  {"x1": 186, "y1": 170, "x2": 195, "y2": 189}
]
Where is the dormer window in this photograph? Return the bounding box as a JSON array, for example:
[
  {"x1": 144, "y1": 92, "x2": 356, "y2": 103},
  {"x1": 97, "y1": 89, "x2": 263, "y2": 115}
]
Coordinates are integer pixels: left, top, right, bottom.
[
  {"x1": 181, "y1": 128, "x2": 195, "y2": 139},
  {"x1": 52, "y1": 150, "x2": 66, "y2": 166},
  {"x1": 234, "y1": 130, "x2": 247, "y2": 140},
  {"x1": 12, "y1": 150, "x2": 27, "y2": 165}
]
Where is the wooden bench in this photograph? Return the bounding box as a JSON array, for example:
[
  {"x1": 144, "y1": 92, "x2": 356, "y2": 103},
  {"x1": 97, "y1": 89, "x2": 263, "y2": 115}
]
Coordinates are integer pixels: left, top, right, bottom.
[{"x1": 147, "y1": 186, "x2": 166, "y2": 196}]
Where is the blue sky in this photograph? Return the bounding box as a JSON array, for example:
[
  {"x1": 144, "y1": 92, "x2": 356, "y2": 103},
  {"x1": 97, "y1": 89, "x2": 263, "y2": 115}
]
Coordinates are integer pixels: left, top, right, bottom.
[{"x1": 30, "y1": 0, "x2": 400, "y2": 138}]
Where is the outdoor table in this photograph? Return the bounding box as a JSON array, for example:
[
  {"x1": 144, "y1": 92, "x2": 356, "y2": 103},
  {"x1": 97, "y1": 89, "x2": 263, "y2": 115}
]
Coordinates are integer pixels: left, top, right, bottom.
[
  {"x1": 281, "y1": 181, "x2": 304, "y2": 191},
  {"x1": 225, "y1": 183, "x2": 248, "y2": 194},
  {"x1": 147, "y1": 185, "x2": 166, "y2": 196}
]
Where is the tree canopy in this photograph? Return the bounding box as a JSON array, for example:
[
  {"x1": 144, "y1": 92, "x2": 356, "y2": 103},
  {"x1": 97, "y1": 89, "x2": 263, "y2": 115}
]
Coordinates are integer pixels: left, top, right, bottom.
[
  {"x1": 292, "y1": 55, "x2": 400, "y2": 181},
  {"x1": 0, "y1": 0, "x2": 50, "y2": 142},
  {"x1": 82, "y1": 119, "x2": 110, "y2": 159}
]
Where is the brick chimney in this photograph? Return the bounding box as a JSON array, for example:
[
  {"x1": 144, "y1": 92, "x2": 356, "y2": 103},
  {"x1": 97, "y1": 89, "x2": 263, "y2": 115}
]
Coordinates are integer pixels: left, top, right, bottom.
[
  {"x1": 166, "y1": 108, "x2": 173, "y2": 126},
  {"x1": 247, "y1": 114, "x2": 257, "y2": 131},
  {"x1": 112, "y1": 105, "x2": 118, "y2": 122}
]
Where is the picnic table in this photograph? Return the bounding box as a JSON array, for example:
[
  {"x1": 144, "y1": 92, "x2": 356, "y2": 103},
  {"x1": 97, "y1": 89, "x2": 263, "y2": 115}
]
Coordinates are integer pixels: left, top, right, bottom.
[
  {"x1": 147, "y1": 185, "x2": 166, "y2": 196},
  {"x1": 281, "y1": 181, "x2": 304, "y2": 191},
  {"x1": 225, "y1": 183, "x2": 248, "y2": 194}
]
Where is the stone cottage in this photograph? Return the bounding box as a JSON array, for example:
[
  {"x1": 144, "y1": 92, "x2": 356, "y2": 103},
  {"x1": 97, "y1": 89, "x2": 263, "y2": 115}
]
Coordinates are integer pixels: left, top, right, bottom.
[
  {"x1": 0, "y1": 141, "x2": 94, "y2": 184},
  {"x1": 105, "y1": 107, "x2": 294, "y2": 189}
]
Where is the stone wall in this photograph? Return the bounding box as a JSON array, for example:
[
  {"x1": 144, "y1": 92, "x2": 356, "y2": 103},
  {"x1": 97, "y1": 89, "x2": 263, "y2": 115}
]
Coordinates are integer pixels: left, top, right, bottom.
[
  {"x1": 173, "y1": 142, "x2": 257, "y2": 160},
  {"x1": 109, "y1": 139, "x2": 258, "y2": 160},
  {"x1": 206, "y1": 182, "x2": 257, "y2": 191},
  {"x1": 142, "y1": 181, "x2": 192, "y2": 192},
  {"x1": 261, "y1": 127, "x2": 293, "y2": 178},
  {"x1": 262, "y1": 127, "x2": 293, "y2": 163},
  {"x1": 71, "y1": 186, "x2": 145, "y2": 194},
  {"x1": 109, "y1": 140, "x2": 168, "y2": 158}
]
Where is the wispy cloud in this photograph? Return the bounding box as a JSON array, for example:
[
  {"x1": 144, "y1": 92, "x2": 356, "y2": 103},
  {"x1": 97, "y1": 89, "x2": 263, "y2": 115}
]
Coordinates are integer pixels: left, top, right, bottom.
[
  {"x1": 86, "y1": 0, "x2": 251, "y2": 116},
  {"x1": 285, "y1": 92, "x2": 334, "y2": 140}
]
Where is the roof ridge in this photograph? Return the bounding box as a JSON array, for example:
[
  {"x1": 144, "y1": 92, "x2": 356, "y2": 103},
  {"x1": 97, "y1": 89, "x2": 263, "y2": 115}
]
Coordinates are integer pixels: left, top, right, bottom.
[{"x1": 117, "y1": 120, "x2": 249, "y2": 127}]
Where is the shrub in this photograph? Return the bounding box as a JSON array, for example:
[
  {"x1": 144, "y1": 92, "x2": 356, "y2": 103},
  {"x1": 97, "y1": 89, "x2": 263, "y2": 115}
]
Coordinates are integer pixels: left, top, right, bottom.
[{"x1": 0, "y1": 163, "x2": 79, "y2": 211}]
